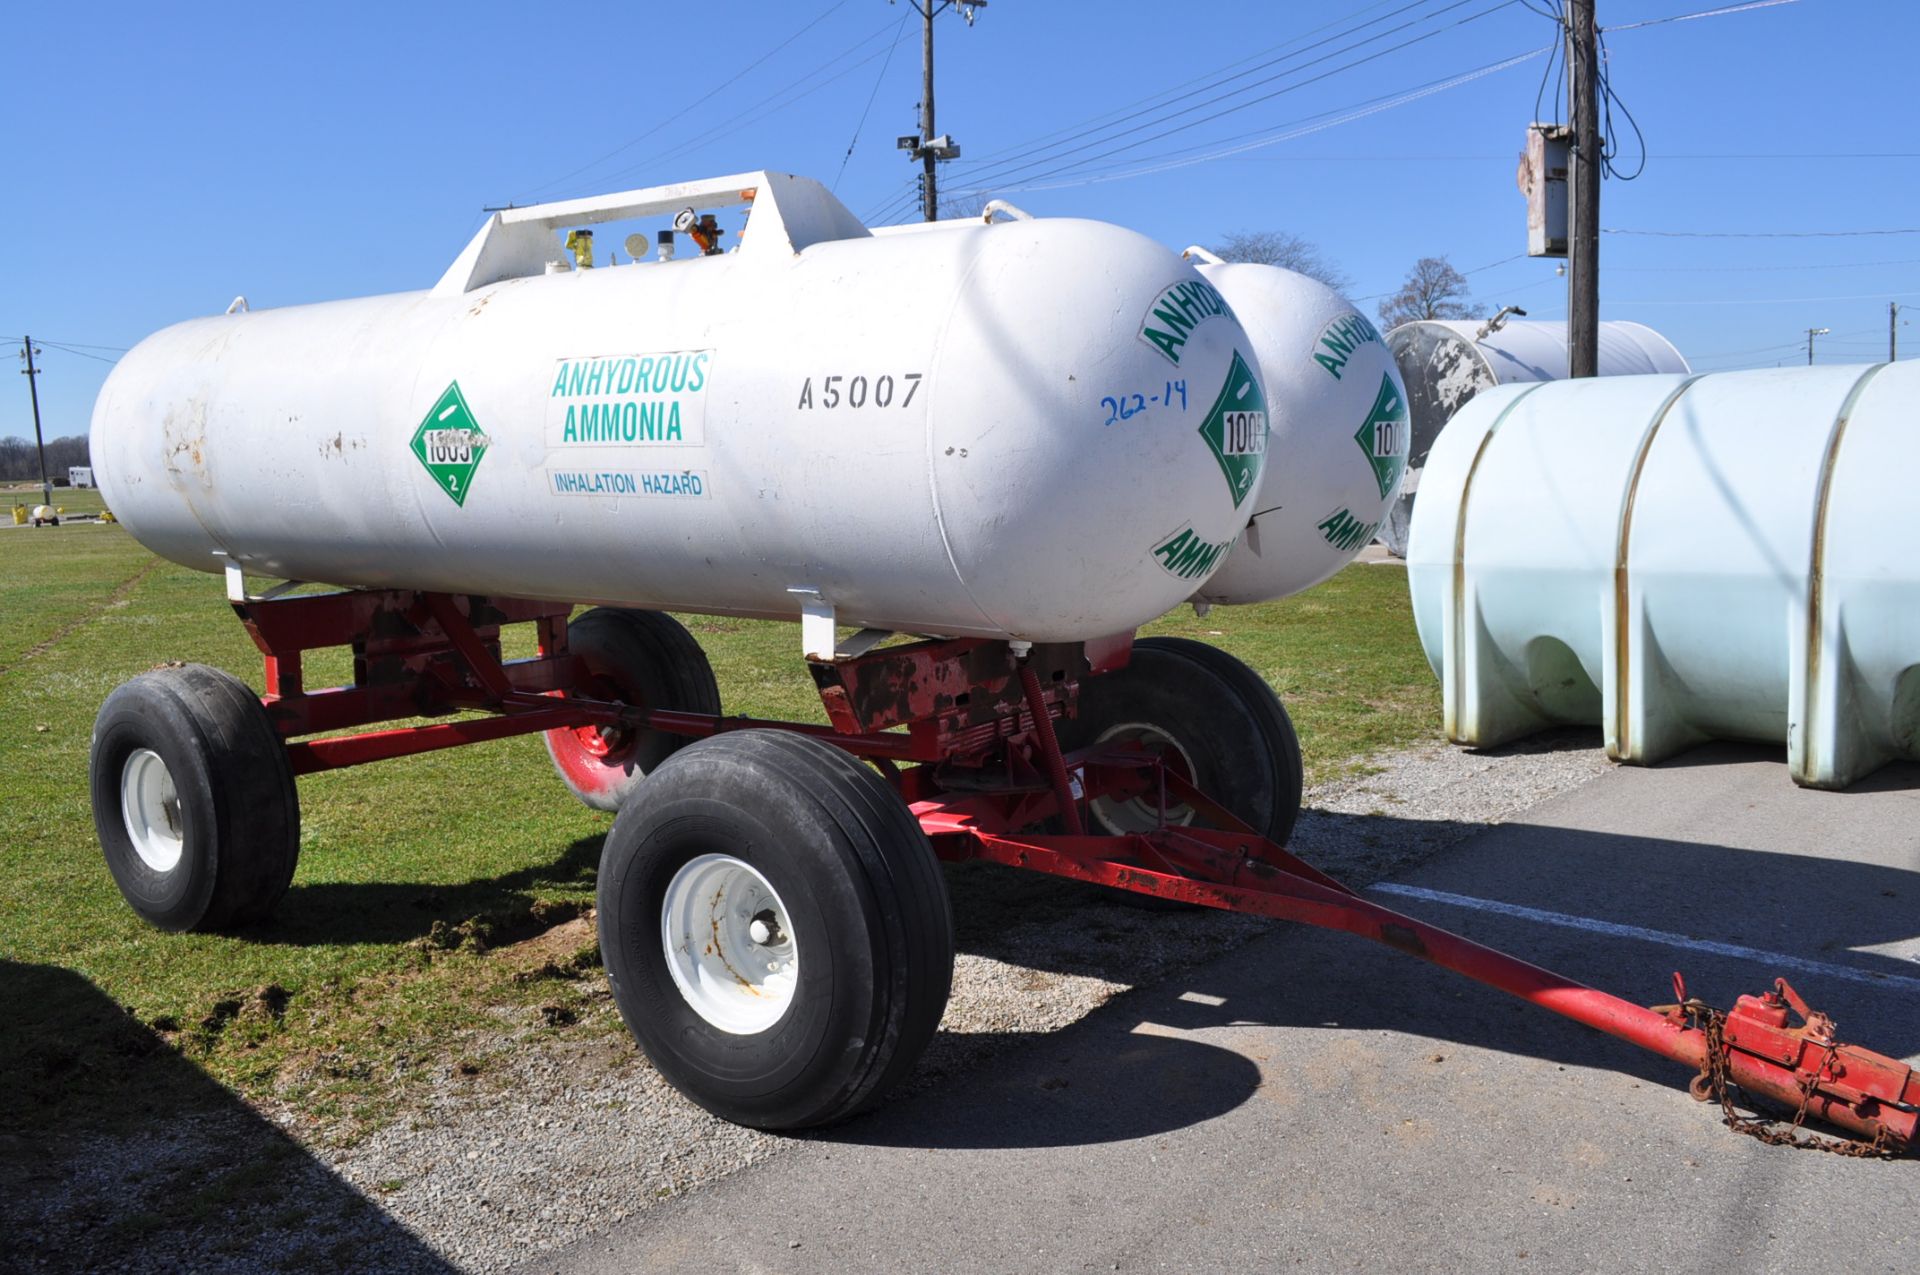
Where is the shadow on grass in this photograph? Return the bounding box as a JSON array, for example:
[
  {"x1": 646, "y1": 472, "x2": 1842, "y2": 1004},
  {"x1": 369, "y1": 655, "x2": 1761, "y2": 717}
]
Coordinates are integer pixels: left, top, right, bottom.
[
  {"x1": 0, "y1": 960, "x2": 454, "y2": 1274},
  {"x1": 255, "y1": 833, "x2": 607, "y2": 948}
]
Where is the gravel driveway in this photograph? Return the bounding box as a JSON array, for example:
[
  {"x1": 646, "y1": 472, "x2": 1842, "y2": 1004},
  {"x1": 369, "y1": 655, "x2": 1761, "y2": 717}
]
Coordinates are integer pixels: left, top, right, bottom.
[{"x1": 7, "y1": 730, "x2": 1610, "y2": 1273}]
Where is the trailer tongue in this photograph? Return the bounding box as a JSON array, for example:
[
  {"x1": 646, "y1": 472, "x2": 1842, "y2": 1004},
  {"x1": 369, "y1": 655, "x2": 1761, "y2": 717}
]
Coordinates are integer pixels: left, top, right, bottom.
[
  {"x1": 90, "y1": 576, "x2": 1917, "y2": 1150},
  {"x1": 951, "y1": 821, "x2": 1917, "y2": 1155}
]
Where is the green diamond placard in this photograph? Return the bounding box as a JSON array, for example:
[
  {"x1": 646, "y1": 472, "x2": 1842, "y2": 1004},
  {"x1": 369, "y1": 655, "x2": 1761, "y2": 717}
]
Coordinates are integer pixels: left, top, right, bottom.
[
  {"x1": 1197, "y1": 349, "x2": 1268, "y2": 508},
  {"x1": 1354, "y1": 373, "x2": 1409, "y2": 499},
  {"x1": 410, "y1": 382, "x2": 488, "y2": 507}
]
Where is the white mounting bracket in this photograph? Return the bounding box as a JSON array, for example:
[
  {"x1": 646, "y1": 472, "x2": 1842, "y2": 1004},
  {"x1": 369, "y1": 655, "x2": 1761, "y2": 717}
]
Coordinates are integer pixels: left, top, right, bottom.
[
  {"x1": 219, "y1": 554, "x2": 305, "y2": 605},
  {"x1": 789, "y1": 588, "x2": 837, "y2": 662}
]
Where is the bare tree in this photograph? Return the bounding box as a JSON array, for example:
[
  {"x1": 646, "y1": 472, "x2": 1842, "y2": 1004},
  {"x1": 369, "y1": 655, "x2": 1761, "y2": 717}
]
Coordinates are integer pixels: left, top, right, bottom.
[
  {"x1": 937, "y1": 192, "x2": 989, "y2": 222},
  {"x1": 1210, "y1": 229, "x2": 1351, "y2": 293},
  {"x1": 0, "y1": 433, "x2": 89, "y2": 483},
  {"x1": 1376, "y1": 256, "x2": 1482, "y2": 328}
]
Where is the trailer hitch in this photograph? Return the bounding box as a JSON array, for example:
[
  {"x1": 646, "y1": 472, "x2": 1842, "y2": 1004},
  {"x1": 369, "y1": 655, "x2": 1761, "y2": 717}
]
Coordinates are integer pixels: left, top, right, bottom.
[
  {"x1": 925, "y1": 760, "x2": 1919, "y2": 1157},
  {"x1": 1662, "y1": 973, "x2": 1916, "y2": 1156}
]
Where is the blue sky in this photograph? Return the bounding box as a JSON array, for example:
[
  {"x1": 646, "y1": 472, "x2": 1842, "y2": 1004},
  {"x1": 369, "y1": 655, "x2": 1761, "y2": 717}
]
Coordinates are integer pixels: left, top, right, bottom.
[{"x1": 3, "y1": 0, "x2": 1914, "y2": 444}]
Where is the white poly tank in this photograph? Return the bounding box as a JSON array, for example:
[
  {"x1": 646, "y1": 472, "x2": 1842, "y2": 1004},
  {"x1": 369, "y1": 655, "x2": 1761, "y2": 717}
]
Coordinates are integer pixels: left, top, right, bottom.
[
  {"x1": 1406, "y1": 362, "x2": 1920, "y2": 789},
  {"x1": 1182, "y1": 253, "x2": 1410, "y2": 605},
  {"x1": 91, "y1": 173, "x2": 1272, "y2": 644}
]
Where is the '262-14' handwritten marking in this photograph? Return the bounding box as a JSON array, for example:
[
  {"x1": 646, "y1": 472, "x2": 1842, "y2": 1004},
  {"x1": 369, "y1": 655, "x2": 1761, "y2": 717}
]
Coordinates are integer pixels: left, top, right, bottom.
[{"x1": 1102, "y1": 379, "x2": 1187, "y2": 426}]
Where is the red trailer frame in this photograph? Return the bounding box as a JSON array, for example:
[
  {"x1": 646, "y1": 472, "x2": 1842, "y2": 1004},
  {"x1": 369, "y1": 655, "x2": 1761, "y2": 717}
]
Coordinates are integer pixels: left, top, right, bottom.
[{"x1": 232, "y1": 582, "x2": 1918, "y2": 1155}]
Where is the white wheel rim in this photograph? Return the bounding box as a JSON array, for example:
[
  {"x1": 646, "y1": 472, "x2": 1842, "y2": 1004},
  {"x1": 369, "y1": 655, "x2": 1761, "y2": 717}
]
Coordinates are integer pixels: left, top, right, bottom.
[
  {"x1": 660, "y1": 854, "x2": 799, "y2": 1035},
  {"x1": 1089, "y1": 722, "x2": 1197, "y2": 835},
  {"x1": 120, "y1": 747, "x2": 185, "y2": 873}
]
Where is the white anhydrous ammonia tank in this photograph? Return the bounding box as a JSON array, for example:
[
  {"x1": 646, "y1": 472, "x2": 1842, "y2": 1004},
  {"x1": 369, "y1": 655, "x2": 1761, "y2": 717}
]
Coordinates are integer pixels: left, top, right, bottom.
[
  {"x1": 1184, "y1": 254, "x2": 1409, "y2": 604},
  {"x1": 91, "y1": 173, "x2": 1272, "y2": 643},
  {"x1": 1406, "y1": 362, "x2": 1920, "y2": 789}
]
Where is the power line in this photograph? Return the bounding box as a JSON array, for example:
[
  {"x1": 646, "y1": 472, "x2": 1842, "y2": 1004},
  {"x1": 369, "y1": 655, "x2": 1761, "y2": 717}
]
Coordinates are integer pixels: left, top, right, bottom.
[
  {"x1": 36, "y1": 340, "x2": 121, "y2": 365},
  {"x1": 1603, "y1": 0, "x2": 1799, "y2": 34},
  {"x1": 1605, "y1": 226, "x2": 1920, "y2": 238},
  {"x1": 512, "y1": 1, "x2": 856, "y2": 201},
  {"x1": 1587, "y1": 289, "x2": 1920, "y2": 306},
  {"x1": 949, "y1": 0, "x2": 1449, "y2": 176},
  {"x1": 596, "y1": 30, "x2": 905, "y2": 192},
  {"x1": 1680, "y1": 322, "x2": 1886, "y2": 363},
  {"x1": 1610, "y1": 256, "x2": 1920, "y2": 273},
  {"x1": 832, "y1": 9, "x2": 912, "y2": 192},
  {"x1": 0, "y1": 334, "x2": 130, "y2": 351},
  {"x1": 948, "y1": 0, "x2": 1516, "y2": 195},
  {"x1": 1196, "y1": 151, "x2": 1920, "y2": 163},
  {"x1": 1012, "y1": 46, "x2": 1549, "y2": 193},
  {"x1": 955, "y1": 21, "x2": 1542, "y2": 198},
  {"x1": 1353, "y1": 251, "x2": 1541, "y2": 302},
  {"x1": 862, "y1": 0, "x2": 1521, "y2": 217}
]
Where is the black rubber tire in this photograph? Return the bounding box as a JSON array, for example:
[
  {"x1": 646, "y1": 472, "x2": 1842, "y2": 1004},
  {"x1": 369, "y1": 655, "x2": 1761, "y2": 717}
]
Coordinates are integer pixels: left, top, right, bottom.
[
  {"x1": 545, "y1": 608, "x2": 721, "y2": 811},
  {"x1": 89, "y1": 664, "x2": 300, "y2": 932},
  {"x1": 597, "y1": 730, "x2": 955, "y2": 1130},
  {"x1": 1061, "y1": 637, "x2": 1304, "y2": 847}
]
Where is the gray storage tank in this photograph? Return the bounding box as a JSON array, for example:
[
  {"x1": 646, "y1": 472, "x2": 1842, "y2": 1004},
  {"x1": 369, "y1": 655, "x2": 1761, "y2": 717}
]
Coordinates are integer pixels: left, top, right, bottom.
[{"x1": 1382, "y1": 318, "x2": 1689, "y2": 553}]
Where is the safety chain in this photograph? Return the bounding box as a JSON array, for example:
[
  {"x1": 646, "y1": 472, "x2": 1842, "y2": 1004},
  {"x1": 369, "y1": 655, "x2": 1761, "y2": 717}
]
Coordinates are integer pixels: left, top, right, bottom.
[{"x1": 1689, "y1": 1002, "x2": 1897, "y2": 1160}]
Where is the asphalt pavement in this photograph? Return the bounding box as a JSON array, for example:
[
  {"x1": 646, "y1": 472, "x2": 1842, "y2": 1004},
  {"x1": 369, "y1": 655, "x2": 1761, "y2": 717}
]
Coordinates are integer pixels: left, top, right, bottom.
[{"x1": 522, "y1": 743, "x2": 1919, "y2": 1274}]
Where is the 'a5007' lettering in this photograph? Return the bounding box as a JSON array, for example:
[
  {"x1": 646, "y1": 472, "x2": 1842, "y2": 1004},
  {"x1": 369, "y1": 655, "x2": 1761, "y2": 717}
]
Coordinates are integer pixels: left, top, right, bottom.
[{"x1": 797, "y1": 372, "x2": 923, "y2": 410}]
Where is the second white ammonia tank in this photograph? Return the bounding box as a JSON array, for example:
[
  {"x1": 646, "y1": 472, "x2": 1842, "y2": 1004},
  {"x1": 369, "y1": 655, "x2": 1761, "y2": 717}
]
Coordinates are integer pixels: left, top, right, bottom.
[
  {"x1": 91, "y1": 173, "x2": 1271, "y2": 643},
  {"x1": 1183, "y1": 256, "x2": 1410, "y2": 605},
  {"x1": 1406, "y1": 361, "x2": 1920, "y2": 789}
]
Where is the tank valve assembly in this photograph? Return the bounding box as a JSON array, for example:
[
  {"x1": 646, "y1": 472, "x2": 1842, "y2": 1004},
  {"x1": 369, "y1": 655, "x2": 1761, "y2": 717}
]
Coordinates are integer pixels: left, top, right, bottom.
[
  {"x1": 1474, "y1": 305, "x2": 1527, "y2": 341},
  {"x1": 674, "y1": 207, "x2": 726, "y2": 255},
  {"x1": 564, "y1": 228, "x2": 595, "y2": 270}
]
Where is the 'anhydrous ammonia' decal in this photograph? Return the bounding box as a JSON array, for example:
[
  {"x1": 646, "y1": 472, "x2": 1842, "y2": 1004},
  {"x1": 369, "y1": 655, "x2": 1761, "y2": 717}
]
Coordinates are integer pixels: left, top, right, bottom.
[
  {"x1": 1139, "y1": 278, "x2": 1233, "y2": 367},
  {"x1": 411, "y1": 381, "x2": 489, "y2": 507},
  {"x1": 1151, "y1": 524, "x2": 1236, "y2": 581},
  {"x1": 1316, "y1": 506, "x2": 1380, "y2": 552},
  {"x1": 546, "y1": 351, "x2": 712, "y2": 447},
  {"x1": 1310, "y1": 312, "x2": 1383, "y2": 381}
]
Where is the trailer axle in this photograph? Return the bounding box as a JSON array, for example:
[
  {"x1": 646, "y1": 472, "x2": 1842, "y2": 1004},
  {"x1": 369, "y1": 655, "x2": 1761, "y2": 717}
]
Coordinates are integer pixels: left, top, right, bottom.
[{"x1": 219, "y1": 583, "x2": 1916, "y2": 1152}]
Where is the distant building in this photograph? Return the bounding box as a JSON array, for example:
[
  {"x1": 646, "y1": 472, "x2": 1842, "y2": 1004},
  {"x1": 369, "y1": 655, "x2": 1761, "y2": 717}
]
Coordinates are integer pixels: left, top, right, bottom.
[{"x1": 69, "y1": 466, "x2": 94, "y2": 488}]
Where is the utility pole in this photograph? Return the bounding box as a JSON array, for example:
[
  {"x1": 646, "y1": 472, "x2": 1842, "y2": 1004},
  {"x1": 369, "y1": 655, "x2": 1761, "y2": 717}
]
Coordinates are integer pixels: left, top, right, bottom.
[
  {"x1": 899, "y1": 1, "x2": 982, "y2": 222},
  {"x1": 1566, "y1": 0, "x2": 1600, "y2": 378},
  {"x1": 19, "y1": 336, "x2": 51, "y2": 506},
  {"x1": 918, "y1": 0, "x2": 938, "y2": 222},
  {"x1": 1805, "y1": 326, "x2": 1829, "y2": 365},
  {"x1": 1892, "y1": 301, "x2": 1901, "y2": 361}
]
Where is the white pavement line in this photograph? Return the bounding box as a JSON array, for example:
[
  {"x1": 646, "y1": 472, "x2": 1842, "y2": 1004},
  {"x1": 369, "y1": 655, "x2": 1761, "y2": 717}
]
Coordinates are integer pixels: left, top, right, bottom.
[{"x1": 1370, "y1": 882, "x2": 1920, "y2": 995}]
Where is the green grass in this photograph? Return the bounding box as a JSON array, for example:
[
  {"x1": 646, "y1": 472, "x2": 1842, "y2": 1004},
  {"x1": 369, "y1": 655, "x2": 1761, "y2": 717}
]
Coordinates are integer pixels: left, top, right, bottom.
[
  {"x1": 0, "y1": 525, "x2": 1438, "y2": 1141},
  {"x1": 4, "y1": 481, "x2": 110, "y2": 518}
]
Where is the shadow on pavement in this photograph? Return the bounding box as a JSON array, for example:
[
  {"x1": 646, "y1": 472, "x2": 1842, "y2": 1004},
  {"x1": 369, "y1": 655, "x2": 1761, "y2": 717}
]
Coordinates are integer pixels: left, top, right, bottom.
[
  {"x1": 0, "y1": 960, "x2": 454, "y2": 1274},
  {"x1": 817, "y1": 1027, "x2": 1262, "y2": 1151},
  {"x1": 828, "y1": 750, "x2": 1919, "y2": 1152}
]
